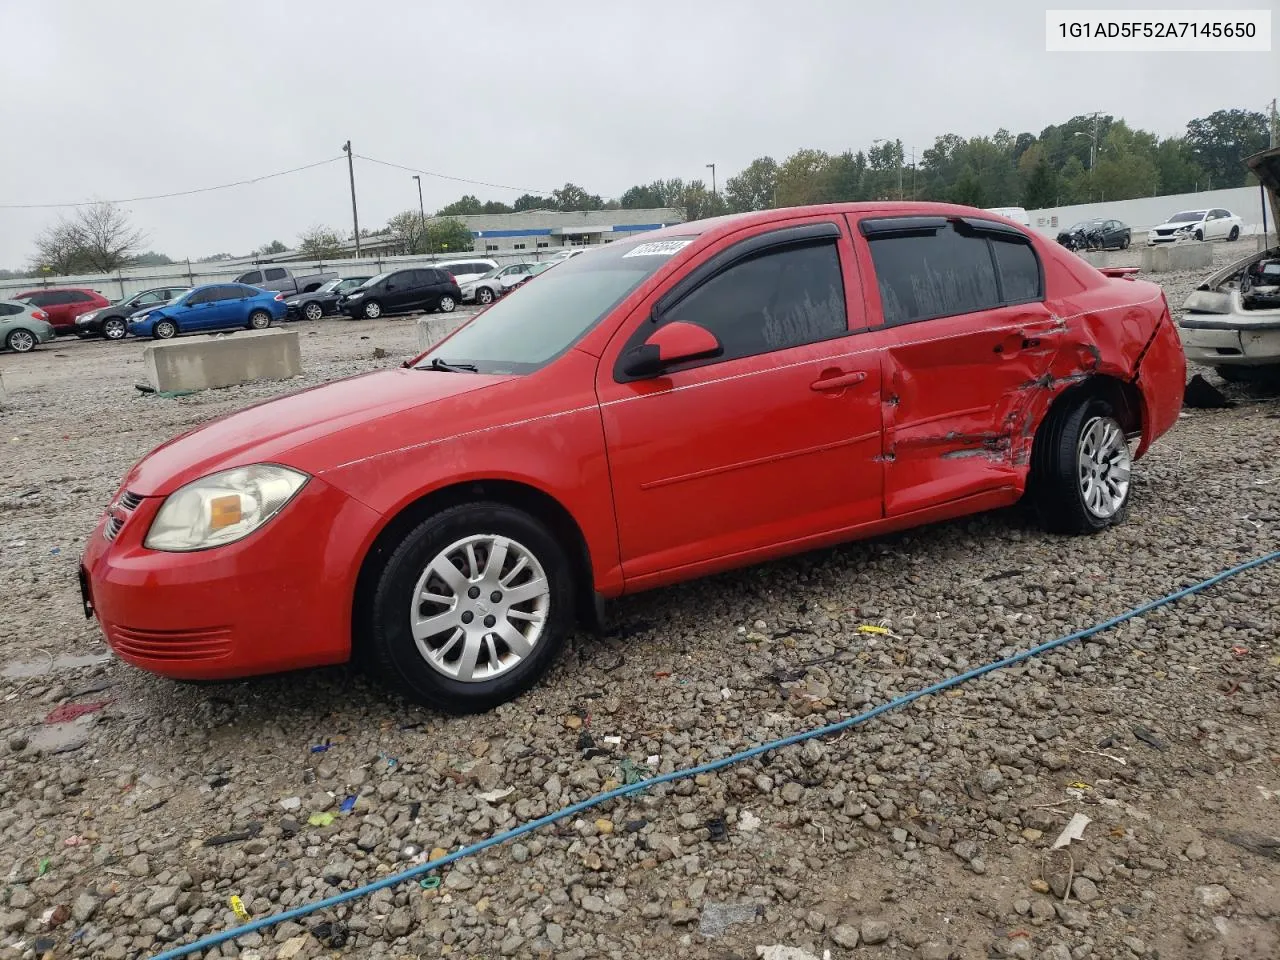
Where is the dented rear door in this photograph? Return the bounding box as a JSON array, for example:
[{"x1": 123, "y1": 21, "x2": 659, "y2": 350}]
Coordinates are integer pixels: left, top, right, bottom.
[{"x1": 851, "y1": 214, "x2": 1060, "y2": 517}]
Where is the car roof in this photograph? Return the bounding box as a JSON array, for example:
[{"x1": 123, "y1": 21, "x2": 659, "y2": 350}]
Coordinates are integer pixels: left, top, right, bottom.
[{"x1": 15, "y1": 286, "x2": 101, "y2": 294}]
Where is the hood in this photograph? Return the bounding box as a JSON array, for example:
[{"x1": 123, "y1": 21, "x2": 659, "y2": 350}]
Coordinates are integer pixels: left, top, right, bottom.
[
  {"x1": 123, "y1": 367, "x2": 514, "y2": 496},
  {"x1": 1246, "y1": 145, "x2": 1280, "y2": 239}
]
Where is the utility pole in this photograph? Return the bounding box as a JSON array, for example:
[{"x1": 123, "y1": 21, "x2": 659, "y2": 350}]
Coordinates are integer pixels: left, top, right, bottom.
[
  {"x1": 706, "y1": 163, "x2": 716, "y2": 199},
  {"x1": 412, "y1": 174, "x2": 425, "y2": 252},
  {"x1": 896, "y1": 140, "x2": 904, "y2": 200},
  {"x1": 343, "y1": 140, "x2": 361, "y2": 257},
  {"x1": 1270, "y1": 98, "x2": 1278, "y2": 148}
]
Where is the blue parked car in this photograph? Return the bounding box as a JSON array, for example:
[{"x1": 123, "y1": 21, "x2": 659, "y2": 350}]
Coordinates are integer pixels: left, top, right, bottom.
[{"x1": 128, "y1": 283, "x2": 287, "y2": 340}]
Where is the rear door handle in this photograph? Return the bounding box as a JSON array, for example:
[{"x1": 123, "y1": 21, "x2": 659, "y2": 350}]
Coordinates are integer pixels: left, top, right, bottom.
[{"x1": 810, "y1": 370, "x2": 867, "y2": 392}]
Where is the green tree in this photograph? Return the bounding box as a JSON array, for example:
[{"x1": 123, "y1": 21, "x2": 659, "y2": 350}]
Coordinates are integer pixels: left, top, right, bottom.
[
  {"x1": 818, "y1": 151, "x2": 868, "y2": 202},
  {"x1": 724, "y1": 157, "x2": 778, "y2": 211},
  {"x1": 620, "y1": 183, "x2": 666, "y2": 208},
  {"x1": 254, "y1": 240, "x2": 287, "y2": 256},
  {"x1": 386, "y1": 209, "x2": 427, "y2": 254},
  {"x1": 1021, "y1": 156, "x2": 1058, "y2": 209},
  {"x1": 425, "y1": 217, "x2": 473, "y2": 254},
  {"x1": 513, "y1": 193, "x2": 551, "y2": 212},
  {"x1": 678, "y1": 180, "x2": 726, "y2": 221},
  {"x1": 134, "y1": 250, "x2": 174, "y2": 266},
  {"x1": 297, "y1": 225, "x2": 344, "y2": 259},
  {"x1": 551, "y1": 182, "x2": 603, "y2": 211},
  {"x1": 1185, "y1": 109, "x2": 1269, "y2": 188},
  {"x1": 1153, "y1": 138, "x2": 1204, "y2": 195},
  {"x1": 775, "y1": 149, "x2": 831, "y2": 207},
  {"x1": 438, "y1": 195, "x2": 484, "y2": 216},
  {"x1": 480, "y1": 200, "x2": 512, "y2": 214}
]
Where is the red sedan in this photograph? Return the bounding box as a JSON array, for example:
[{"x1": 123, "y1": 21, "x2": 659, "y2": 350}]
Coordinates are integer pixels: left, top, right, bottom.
[{"x1": 80, "y1": 204, "x2": 1185, "y2": 713}]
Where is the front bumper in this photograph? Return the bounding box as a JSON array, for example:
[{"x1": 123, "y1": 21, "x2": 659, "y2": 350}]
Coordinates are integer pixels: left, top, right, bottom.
[
  {"x1": 1147, "y1": 230, "x2": 1193, "y2": 245},
  {"x1": 81, "y1": 476, "x2": 380, "y2": 680}
]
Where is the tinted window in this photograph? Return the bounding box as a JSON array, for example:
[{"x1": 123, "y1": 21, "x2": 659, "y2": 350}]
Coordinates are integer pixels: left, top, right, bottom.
[
  {"x1": 431, "y1": 269, "x2": 452, "y2": 284},
  {"x1": 25, "y1": 292, "x2": 56, "y2": 306},
  {"x1": 0, "y1": 303, "x2": 21, "y2": 316},
  {"x1": 990, "y1": 236, "x2": 1042, "y2": 303},
  {"x1": 264, "y1": 268, "x2": 287, "y2": 281},
  {"x1": 134, "y1": 290, "x2": 165, "y2": 305},
  {"x1": 661, "y1": 241, "x2": 847, "y2": 362},
  {"x1": 868, "y1": 223, "x2": 1000, "y2": 325},
  {"x1": 66, "y1": 291, "x2": 95, "y2": 303},
  {"x1": 185, "y1": 289, "x2": 211, "y2": 305},
  {"x1": 240, "y1": 271, "x2": 263, "y2": 284}
]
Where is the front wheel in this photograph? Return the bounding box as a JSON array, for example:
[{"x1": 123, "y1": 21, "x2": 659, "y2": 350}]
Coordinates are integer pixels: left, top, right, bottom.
[
  {"x1": 1120, "y1": 235, "x2": 1130, "y2": 250},
  {"x1": 303, "y1": 302, "x2": 324, "y2": 321},
  {"x1": 5, "y1": 329, "x2": 36, "y2": 353},
  {"x1": 438, "y1": 295, "x2": 456, "y2": 313},
  {"x1": 153, "y1": 320, "x2": 178, "y2": 340},
  {"x1": 1193, "y1": 229, "x2": 1203, "y2": 241},
  {"x1": 248, "y1": 310, "x2": 271, "y2": 330},
  {"x1": 1228, "y1": 225, "x2": 1240, "y2": 242},
  {"x1": 363, "y1": 502, "x2": 574, "y2": 713},
  {"x1": 1031, "y1": 397, "x2": 1132, "y2": 535},
  {"x1": 362, "y1": 300, "x2": 383, "y2": 320},
  {"x1": 102, "y1": 317, "x2": 127, "y2": 340},
  {"x1": 476, "y1": 287, "x2": 494, "y2": 305}
]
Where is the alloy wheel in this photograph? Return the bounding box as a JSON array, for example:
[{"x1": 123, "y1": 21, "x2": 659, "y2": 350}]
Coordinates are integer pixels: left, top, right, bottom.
[
  {"x1": 304, "y1": 302, "x2": 323, "y2": 321},
  {"x1": 103, "y1": 319, "x2": 127, "y2": 340},
  {"x1": 1077, "y1": 415, "x2": 1131, "y2": 519},
  {"x1": 408, "y1": 534, "x2": 550, "y2": 683},
  {"x1": 7, "y1": 330, "x2": 35, "y2": 353}
]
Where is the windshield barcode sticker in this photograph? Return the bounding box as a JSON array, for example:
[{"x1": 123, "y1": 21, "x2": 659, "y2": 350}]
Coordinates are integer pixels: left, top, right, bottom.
[{"x1": 622, "y1": 240, "x2": 693, "y2": 258}]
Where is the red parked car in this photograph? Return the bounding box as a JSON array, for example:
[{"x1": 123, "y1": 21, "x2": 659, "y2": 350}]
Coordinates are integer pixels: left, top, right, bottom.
[
  {"x1": 80, "y1": 204, "x2": 1185, "y2": 713},
  {"x1": 16, "y1": 287, "x2": 111, "y2": 334}
]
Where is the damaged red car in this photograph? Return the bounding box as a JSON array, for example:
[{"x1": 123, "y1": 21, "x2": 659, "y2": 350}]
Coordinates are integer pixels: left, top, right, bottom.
[{"x1": 80, "y1": 204, "x2": 1185, "y2": 712}]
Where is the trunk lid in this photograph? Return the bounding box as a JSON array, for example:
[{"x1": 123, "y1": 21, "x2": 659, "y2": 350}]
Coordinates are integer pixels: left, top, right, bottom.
[{"x1": 1246, "y1": 145, "x2": 1280, "y2": 240}]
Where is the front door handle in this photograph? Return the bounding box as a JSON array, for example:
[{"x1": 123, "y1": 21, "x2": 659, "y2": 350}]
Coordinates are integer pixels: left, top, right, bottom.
[{"x1": 810, "y1": 370, "x2": 867, "y2": 392}]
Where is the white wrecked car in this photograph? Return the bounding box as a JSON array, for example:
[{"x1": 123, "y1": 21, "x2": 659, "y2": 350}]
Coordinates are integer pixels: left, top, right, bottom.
[{"x1": 1179, "y1": 146, "x2": 1280, "y2": 382}]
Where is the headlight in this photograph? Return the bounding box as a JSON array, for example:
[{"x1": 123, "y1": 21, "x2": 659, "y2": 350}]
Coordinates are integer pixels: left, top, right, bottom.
[
  {"x1": 132, "y1": 313, "x2": 150, "y2": 323},
  {"x1": 346, "y1": 292, "x2": 363, "y2": 300},
  {"x1": 144, "y1": 464, "x2": 308, "y2": 552},
  {"x1": 79, "y1": 310, "x2": 100, "y2": 324}
]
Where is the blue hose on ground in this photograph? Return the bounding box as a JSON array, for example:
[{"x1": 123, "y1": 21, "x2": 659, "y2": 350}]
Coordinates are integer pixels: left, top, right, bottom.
[{"x1": 150, "y1": 549, "x2": 1280, "y2": 959}]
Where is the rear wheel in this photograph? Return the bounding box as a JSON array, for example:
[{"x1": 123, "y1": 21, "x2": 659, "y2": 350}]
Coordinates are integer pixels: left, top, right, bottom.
[
  {"x1": 5, "y1": 329, "x2": 36, "y2": 353},
  {"x1": 1120, "y1": 235, "x2": 1130, "y2": 250},
  {"x1": 102, "y1": 317, "x2": 127, "y2": 340},
  {"x1": 363, "y1": 502, "x2": 574, "y2": 713},
  {"x1": 153, "y1": 320, "x2": 178, "y2": 340},
  {"x1": 362, "y1": 300, "x2": 383, "y2": 320},
  {"x1": 248, "y1": 310, "x2": 271, "y2": 330},
  {"x1": 438, "y1": 295, "x2": 456, "y2": 313},
  {"x1": 303, "y1": 301, "x2": 324, "y2": 321},
  {"x1": 1032, "y1": 397, "x2": 1132, "y2": 535},
  {"x1": 1228, "y1": 225, "x2": 1240, "y2": 241}
]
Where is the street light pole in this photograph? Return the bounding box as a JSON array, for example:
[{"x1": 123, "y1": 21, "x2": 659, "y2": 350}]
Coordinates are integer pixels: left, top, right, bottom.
[
  {"x1": 412, "y1": 174, "x2": 425, "y2": 252},
  {"x1": 706, "y1": 163, "x2": 716, "y2": 198},
  {"x1": 343, "y1": 140, "x2": 361, "y2": 257}
]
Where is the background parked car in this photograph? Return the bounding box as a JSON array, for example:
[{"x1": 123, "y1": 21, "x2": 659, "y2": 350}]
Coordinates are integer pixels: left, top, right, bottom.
[
  {"x1": 75, "y1": 286, "x2": 190, "y2": 340},
  {"x1": 0, "y1": 300, "x2": 56, "y2": 353},
  {"x1": 461, "y1": 263, "x2": 537, "y2": 304},
  {"x1": 284, "y1": 277, "x2": 371, "y2": 321},
  {"x1": 128, "y1": 283, "x2": 286, "y2": 339},
  {"x1": 433, "y1": 259, "x2": 497, "y2": 286},
  {"x1": 1056, "y1": 218, "x2": 1132, "y2": 251},
  {"x1": 13, "y1": 287, "x2": 110, "y2": 334},
  {"x1": 983, "y1": 206, "x2": 1033, "y2": 228},
  {"x1": 1147, "y1": 208, "x2": 1243, "y2": 245},
  {"x1": 507, "y1": 259, "x2": 559, "y2": 293},
  {"x1": 338, "y1": 268, "x2": 461, "y2": 319},
  {"x1": 234, "y1": 265, "x2": 337, "y2": 295}
]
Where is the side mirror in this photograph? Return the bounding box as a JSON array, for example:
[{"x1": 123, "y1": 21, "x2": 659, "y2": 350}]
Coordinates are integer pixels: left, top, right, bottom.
[{"x1": 621, "y1": 320, "x2": 722, "y2": 379}]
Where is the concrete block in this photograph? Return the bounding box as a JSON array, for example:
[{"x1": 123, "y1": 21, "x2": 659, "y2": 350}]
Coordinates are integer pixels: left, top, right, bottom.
[
  {"x1": 416, "y1": 315, "x2": 468, "y2": 353},
  {"x1": 142, "y1": 329, "x2": 301, "y2": 392},
  {"x1": 1077, "y1": 250, "x2": 1111, "y2": 268},
  {"x1": 1140, "y1": 243, "x2": 1214, "y2": 273}
]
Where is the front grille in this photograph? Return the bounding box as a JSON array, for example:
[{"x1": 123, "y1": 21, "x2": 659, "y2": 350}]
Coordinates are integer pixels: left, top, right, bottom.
[
  {"x1": 109, "y1": 624, "x2": 233, "y2": 662},
  {"x1": 103, "y1": 490, "x2": 144, "y2": 542}
]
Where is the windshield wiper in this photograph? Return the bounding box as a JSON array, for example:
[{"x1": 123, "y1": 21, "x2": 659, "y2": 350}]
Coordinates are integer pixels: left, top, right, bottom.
[{"x1": 426, "y1": 357, "x2": 478, "y2": 373}]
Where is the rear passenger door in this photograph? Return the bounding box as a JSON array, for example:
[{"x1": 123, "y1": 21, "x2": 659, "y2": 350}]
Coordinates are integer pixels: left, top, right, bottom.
[{"x1": 851, "y1": 215, "x2": 1059, "y2": 517}]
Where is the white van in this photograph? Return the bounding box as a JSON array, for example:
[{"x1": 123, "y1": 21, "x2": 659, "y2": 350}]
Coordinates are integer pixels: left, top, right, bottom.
[
  {"x1": 434, "y1": 259, "x2": 498, "y2": 286},
  {"x1": 983, "y1": 206, "x2": 1032, "y2": 228}
]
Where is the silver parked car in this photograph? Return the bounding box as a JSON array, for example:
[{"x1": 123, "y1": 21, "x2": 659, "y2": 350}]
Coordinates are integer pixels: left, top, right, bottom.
[
  {"x1": 460, "y1": 263, "x2": 537, "y2": 305},
  {"x1": 0, "y1": 300, "x2": 57, "y2": 353}
]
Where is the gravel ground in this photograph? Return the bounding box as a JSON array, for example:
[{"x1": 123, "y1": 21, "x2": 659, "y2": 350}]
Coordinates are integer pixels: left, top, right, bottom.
[{"x1": 0, "y1": 248, "x2": 1277, "y2": 960}]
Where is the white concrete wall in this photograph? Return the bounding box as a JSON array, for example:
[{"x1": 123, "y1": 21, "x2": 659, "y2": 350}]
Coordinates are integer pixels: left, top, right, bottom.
[{"x1": 1026, "y1": 185, "x2": 1271, "y2": 239}]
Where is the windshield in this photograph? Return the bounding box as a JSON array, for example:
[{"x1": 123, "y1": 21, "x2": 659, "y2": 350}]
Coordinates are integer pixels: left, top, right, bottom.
[
  {"x1": 417, "y1": 237, "x2": 695, "y2": 375},
  {"x1": 474, "y1": 268, "x2": 501, "y2": 281},
  {"x1": 315, "y1": 279, "x2": 342, "y2": 294},
  {"x1": 358, "y1": 273, "x2": 391, "y2": 289},
  {"x1": 1068, "y1": 220, "x2": 1105, "y2": 231},
  {"x1": 1169, "y1": 211, "x2": 1206, "y2": 223}
]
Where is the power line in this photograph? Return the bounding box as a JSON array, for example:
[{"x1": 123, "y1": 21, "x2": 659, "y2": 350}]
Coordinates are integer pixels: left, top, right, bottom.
[
  {"x1": 353, "y1": 153, "x2": 555, "y2": 196},
  {"x1": 0, "y1": 156, "x2": 345, "y2": 210}
]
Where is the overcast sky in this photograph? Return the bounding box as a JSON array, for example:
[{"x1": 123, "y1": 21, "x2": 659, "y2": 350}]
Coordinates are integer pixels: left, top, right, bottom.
[{"x1": 0, "y1": 0, "x2": 1272, "y2": 267}]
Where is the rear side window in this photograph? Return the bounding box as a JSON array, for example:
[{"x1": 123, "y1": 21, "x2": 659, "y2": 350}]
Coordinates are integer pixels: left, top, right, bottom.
[
  {"x1": 236, "y1": 285, "x2": 259, "y2": 298},
  {"x1": 264, "y1": 268, "x2": 287, "y2": 281},
  {"x1": 240, "y1": 271, "x2": 263, "y2": 284},
  {"x1": 866, "y1": 220, "x2": 1041, "y2": 325},
  {"x1": 661, "y1": 241, "x2": 848, "y2": 362},
  {"x1": 25, "y1": 293, "x2": 55, "y2": 306},
  {"x1": 0, "y1": 303, "x2": 21, "y2": 316},
  {"x1": 66, "y1": 291, "x2": 94, "y2": 303}
]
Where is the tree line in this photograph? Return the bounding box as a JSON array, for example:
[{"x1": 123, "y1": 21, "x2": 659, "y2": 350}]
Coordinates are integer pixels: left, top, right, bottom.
[{"x1": 11, "y1": 105, "x2": 1271, "y2": 278}]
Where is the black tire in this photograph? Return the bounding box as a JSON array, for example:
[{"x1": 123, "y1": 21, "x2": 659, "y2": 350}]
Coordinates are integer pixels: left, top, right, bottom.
[
  {"x1": 1120, "y1": 235, "x2": 1130, "y2": 250},
  {"x1": 1031, "y1": 396, "x2": 1131, "y2": 535},
  {"x1": 303, "y1": 301, "x2": 324, "y2": 321},
  {"x1": 248, "y1": 310, "x2": 271, "y2": 330},
  {"x1": 362, "y1": 300, "x2": 383, "y2": 320},
  {"x1": 102, "y1": 317, "x2": 128, "y2": 341},
  {"x1": 5, "y1": 328, "x2": 37, "y2": 353},
  {"x1": 1193, "y1": 229, "x2": 1203, "y2": 241},
  {"x1": 477, "y1": 287, "x2": 494, "y2": 305},
  {"x1": 153, "y1": 320, "x2": 178, "y2": 340},
  {"x1": 1228, "y1": 225, "x2": 1240, "y2": 241},
  {"x1": 363, "y1": 502, "x2": 574, "y2": 713},
  {"x1": 438, "y1": 295, "x2": 456, "y2": 313}
]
